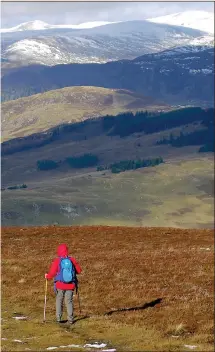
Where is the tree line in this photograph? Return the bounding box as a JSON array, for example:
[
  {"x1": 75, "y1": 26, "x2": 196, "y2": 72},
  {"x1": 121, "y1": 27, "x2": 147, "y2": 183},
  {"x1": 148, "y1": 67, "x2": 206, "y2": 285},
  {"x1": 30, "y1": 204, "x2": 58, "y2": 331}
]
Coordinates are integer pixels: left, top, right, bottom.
[
  {"x1": 37, "y1": 154, "x2": 164, "y2": 173},
  {"x1": 37, "y1": 153, "x2": 99, "y2": 171},
  {"x1": 3, "y1": 107, "x2": 214, "y2": 157},
  {"x1": 101, "y1": 107, "x2": 214, "y2": 137},
  {"x1": 97, "y1": 157, "x2": 164, "y2": 174},
  {"x1": 1, "y1": 184, "x2": 27, "y2": 191},
  {"x1": 155, "y1": 109, "x2": 214, "y2": 152}
]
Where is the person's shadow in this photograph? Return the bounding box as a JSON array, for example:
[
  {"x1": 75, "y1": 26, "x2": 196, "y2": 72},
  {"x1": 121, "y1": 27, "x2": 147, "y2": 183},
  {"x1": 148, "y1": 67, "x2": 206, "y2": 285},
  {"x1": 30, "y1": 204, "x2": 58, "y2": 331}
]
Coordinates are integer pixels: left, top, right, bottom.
[
  {"x1": 103, "y1": 298, "x2": 163, "y2": 316},
  {"x1": 64, "y1": 298, "x2": 163, "y2": 324}
]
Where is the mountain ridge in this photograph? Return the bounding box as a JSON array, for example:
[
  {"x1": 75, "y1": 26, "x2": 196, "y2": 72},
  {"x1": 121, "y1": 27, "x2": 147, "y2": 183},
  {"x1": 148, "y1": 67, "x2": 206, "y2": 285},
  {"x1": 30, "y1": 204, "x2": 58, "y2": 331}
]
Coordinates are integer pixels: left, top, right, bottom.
[
  {"x1": 2, "y1": 19, "x2": 212, "y2": 66},
  {"x1": 2, "y1": 10, "x2": 213, "y2": 34},
  {"x1": 2, "y1": 46, "x2": 214, "y2": 106},
  {"x1": 0, "y1": 20, "x2": 119, "y2": 33}
]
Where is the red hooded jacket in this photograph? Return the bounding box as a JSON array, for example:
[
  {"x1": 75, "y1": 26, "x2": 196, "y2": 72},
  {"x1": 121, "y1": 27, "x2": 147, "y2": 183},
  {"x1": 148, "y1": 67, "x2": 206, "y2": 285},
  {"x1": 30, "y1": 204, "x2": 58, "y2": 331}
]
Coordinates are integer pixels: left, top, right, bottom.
[{"x1": 46, "y1": 244, "x2": 82, "y2": 290}]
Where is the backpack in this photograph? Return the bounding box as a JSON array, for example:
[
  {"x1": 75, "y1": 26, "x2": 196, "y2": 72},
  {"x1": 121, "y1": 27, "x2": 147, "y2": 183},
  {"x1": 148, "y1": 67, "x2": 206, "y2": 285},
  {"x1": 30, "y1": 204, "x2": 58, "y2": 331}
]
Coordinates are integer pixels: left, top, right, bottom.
[{"x1": 55, "y1": 257, "x2": 76, "y2": 284}]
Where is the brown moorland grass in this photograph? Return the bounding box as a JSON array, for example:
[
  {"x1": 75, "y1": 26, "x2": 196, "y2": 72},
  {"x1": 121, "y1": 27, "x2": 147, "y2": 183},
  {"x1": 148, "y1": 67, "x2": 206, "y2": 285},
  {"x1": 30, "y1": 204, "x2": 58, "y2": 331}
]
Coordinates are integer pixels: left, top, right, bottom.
[{"x1": 1, "y1": 225, "x2": 214, "y2": 351}]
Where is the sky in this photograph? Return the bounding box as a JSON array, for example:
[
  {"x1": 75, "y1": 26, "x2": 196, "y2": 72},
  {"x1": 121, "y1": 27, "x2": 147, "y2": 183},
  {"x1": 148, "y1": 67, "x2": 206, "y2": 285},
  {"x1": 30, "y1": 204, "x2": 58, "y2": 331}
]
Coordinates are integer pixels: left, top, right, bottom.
[{"x1": 1, "y1": 1, "x2": 214, "y2": 28}]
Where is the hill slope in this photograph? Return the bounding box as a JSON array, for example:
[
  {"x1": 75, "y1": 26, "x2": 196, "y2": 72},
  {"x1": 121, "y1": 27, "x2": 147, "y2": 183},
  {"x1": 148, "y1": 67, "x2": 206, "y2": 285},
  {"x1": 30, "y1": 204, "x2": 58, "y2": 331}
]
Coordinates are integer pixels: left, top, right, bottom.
[
  {"x1": 1, "y1": 86, "x2": 168, "y2": 141},
  {"x1": 1, "y1": 107, "x2": 214, "y2": 228},
  {"x1": 1, "y1": 156, "x2": 214, "y2": 228},
  {"x1": 2, "y1": 47, "x2": 214, "y2": 106}
]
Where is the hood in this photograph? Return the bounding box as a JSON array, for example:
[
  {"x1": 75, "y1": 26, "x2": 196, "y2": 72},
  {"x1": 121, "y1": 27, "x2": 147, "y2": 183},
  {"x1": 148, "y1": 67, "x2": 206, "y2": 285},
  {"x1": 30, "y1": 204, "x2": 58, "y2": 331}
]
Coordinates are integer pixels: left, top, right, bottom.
[{"x1": 57, "y1": 243, "x2": 69, "y2": 257}]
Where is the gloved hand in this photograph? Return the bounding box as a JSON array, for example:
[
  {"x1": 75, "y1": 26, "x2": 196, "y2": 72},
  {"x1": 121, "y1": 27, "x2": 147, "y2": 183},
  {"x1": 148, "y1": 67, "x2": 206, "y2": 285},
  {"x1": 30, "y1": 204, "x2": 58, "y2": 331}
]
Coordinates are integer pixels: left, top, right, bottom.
[{"x1": 45, "y1": 273, "x2": 48, "y2": 279}]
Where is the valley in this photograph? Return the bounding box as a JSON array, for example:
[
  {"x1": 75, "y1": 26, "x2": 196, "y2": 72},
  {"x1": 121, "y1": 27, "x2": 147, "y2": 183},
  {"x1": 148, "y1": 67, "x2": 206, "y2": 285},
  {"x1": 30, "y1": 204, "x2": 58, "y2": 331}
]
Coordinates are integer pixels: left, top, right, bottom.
[{"x1": 1, "y1": 9, "x2": 214, "y2": 228}]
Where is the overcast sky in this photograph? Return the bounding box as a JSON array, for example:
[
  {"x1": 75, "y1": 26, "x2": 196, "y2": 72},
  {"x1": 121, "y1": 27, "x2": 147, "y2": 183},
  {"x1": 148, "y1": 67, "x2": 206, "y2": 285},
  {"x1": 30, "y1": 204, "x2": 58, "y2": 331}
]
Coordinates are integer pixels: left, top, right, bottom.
[{"x1": 1, "y1": 1, "x2": 214, "y2": 28}]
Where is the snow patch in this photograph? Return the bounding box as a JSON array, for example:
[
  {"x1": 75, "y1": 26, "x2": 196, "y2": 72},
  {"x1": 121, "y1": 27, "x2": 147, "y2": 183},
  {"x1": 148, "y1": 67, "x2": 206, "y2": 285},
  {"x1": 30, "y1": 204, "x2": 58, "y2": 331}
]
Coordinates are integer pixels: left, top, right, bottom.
[
  {"x1": 55, "y1": 21, "x2": 119, "y2": 29},
  {"x1": 202, "y1": 69, "x2": 213, "y2": 74},
  {"x1": 60, "y1": 204, "x2": 80, "y2": 218},
  {"x1": 189, "y1": 35, "x2": 214, "y2": 46},
  {"x1": 12, "y1": 316, "x2": 28, "y2": 320},
  {"x1": 183, "y1": 57, "x2": 200, "y2": 60},
  {"x1": 46, "y1": 344, "x2": 111, "y2": 350},
  {"x1": 84, "y1": 343, "x2": 107, "y2": 349},
  {"x1": 6, "y1": 40, "x2": 53, "y2": 56},
  {"x1": 159, "y1": 69, "x2": 172, "y2": 74},
  {"x1": 184, "y1": 345, "x2": 197, "y2": 350},
  {"x1": 4, "y1": 38, "x2": 107, "y2": 65},
  {"x1": 189, "y1": 69, "x2": 213, "y2": 75}
]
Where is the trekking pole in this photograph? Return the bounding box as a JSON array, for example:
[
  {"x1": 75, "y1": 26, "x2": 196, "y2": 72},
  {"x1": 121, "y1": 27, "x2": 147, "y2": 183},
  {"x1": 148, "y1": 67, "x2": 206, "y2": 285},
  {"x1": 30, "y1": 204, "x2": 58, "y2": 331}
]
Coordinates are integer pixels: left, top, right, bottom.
[
  {"x1": 43, "y1": 279, "x2": 48, "y2": 322},
  {"x1": 77, "y1": 289, "x2": 82, "y2": 315},
  {"x1": 76, "y1": 279, "x2": 82, "y2": 315}
]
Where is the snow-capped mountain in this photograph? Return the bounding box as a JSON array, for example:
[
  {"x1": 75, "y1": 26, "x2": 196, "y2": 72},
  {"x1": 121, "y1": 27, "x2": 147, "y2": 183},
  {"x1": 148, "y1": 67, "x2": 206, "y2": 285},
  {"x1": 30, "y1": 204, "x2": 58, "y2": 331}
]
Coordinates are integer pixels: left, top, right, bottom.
[
  {"x1": 0, "y1": 20, "x2": 118, "y2": 33},
  {"x1": 147, "y1": 11, "x2": 214, "y2": 34},
  {"x1": 1, "y1": 20, "x2": 51, "y2": 32},
  {"x1": 4, "y1": 38, "x2": 109, "y2": 65},
  {"x1": 2, "y1": 20, "x2": 213, "y2": 66}
]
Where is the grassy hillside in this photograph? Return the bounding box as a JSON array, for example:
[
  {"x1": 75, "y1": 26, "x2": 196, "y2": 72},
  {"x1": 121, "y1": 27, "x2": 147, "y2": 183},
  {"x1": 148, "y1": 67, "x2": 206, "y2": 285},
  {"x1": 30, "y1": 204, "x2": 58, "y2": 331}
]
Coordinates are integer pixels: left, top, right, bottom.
[
  {"x1": 1, "y1": 107, "x2": 213, "y2": 227},
  {"x1": 1, "y1": 156, "x2": 214, "y2": 228},
  {"x1": 1, "y1": 226, "x2": 214, "y2": 351},
  {"x1": 1, "y1": 86, "x2": 168, "y2": 141}
]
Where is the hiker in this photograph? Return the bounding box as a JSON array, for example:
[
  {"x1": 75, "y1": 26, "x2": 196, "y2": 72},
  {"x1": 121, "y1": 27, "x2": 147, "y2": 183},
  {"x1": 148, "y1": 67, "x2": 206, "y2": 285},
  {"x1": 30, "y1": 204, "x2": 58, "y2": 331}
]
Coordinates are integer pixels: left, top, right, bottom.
[{"x1": 45, "y1": 243, "x2": 82, "y2": 324}]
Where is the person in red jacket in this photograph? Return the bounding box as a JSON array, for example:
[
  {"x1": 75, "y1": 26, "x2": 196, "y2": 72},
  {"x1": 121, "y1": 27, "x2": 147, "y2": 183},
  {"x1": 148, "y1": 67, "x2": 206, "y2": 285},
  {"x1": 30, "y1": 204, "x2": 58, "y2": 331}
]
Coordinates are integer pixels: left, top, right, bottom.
[{"x1": 45, "y1": 243, "x2": 82, "y2": 324}]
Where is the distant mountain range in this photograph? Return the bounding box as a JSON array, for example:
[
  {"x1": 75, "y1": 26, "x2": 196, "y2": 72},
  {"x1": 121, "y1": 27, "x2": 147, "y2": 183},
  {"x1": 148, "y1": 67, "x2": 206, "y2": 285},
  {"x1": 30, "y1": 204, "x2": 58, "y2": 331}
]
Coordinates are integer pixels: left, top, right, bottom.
[
  {"x1": 2, "y1": 46, "x2": 214, "y2": 106},
  {"x1": 1, "y1": 11, "x2": 213, "y2": 33},
  {"x1": 0, "y1": 20, "x2": 119, "y2": 33},
  {"x1": 1, "y1": 16, "x2": 213, "y2": 66}
]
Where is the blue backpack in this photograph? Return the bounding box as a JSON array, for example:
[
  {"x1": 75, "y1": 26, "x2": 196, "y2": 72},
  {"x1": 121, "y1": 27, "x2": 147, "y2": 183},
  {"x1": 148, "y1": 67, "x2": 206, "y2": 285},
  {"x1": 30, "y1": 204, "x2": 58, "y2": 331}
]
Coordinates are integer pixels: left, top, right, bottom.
[{"x1": 55, "y1": 257, "x2": 76, "y2": 285}]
